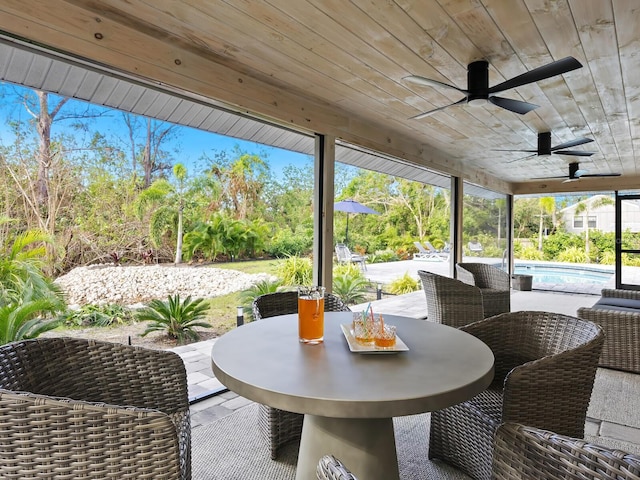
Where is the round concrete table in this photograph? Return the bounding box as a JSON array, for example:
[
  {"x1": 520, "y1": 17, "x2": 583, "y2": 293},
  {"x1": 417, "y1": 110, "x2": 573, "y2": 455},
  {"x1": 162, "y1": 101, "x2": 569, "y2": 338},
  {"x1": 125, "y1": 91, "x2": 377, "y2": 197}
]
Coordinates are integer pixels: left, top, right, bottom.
[{"x1": 211, "y1": 312, "x2": 494, "y2": 480}]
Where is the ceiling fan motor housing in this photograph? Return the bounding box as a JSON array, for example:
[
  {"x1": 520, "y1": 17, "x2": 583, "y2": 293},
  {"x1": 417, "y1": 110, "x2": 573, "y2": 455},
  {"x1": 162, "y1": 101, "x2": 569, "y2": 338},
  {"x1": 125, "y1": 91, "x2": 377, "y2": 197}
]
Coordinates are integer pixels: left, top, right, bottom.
[
  {"x1": 569, "y1": 162, "x2": 580, "y2": 179},
  {"x1": 467, "y1": 60, "x2": 489, "y2": 105},
  {"x1": 538, "y1": 132, "x2": 552, "y2": 155}
]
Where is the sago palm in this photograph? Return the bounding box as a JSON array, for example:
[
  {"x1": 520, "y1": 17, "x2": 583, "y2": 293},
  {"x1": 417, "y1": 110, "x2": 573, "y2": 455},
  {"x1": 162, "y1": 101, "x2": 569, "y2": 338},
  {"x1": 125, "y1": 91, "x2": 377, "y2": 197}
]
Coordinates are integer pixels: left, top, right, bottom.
[
  {"x1": 0, "y1": 288, "x2": 65, "y2": 345},
  {"x1": 136, "y1": 294, "x2": 211, "y2": 343}
]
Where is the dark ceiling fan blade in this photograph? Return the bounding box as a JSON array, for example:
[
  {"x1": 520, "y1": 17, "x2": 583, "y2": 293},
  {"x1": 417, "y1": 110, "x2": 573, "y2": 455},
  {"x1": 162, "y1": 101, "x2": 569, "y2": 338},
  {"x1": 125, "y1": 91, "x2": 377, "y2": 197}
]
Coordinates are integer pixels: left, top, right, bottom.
[
  {"x1": 488, "y1": 96, "x2": 538, "y2": 114},
  {"x1": 579, "y1": 173, "x2": 621, "y2": 178},
  {"x1": 551, "y1": 137, "x2": 594, "y2": 150},
  {"x1": 409, "y1": 98, "x2": 467, "y2": 120},
  {"x1": 532, "y1": 175, "x2": 568, "y2": 179},
  {"x1": 553, "y1": 150, "x2": 595, "y2": 156},
  {"x1": 488, "y1": 56, "x2": 582, "y2": 94},
  {"x1": 492, "y1": 149, "x2": 537, "y2": 152},
  {"x1": 506, "y1": 154, "x2": 537, "y2": 163},
  {"x1": 403, "y1": 75, "x2": 469, "y2": 94}
]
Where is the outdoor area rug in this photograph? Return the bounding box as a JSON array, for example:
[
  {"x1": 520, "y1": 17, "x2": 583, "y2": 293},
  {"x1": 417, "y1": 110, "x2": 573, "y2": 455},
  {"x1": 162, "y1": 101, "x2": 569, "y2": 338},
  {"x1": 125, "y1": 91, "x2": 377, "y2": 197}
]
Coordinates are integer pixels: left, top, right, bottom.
[{"x1": 192, "y1": 403, "x2": 470, "y2": 479}]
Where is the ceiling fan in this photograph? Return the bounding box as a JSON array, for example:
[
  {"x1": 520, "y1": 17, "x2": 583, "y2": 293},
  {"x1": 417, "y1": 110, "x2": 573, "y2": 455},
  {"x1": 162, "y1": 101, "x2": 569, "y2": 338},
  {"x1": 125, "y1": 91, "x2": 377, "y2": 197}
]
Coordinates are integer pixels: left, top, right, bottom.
[
  {"x1": 404, "y1": 56, "x2": 582, "y2": 119},
  {"x1": 534, "y1": 162, "x2": 621, "y2": 183},
  {"x1": 495, "y1": 132, "x2": 596, "y2": 162}
]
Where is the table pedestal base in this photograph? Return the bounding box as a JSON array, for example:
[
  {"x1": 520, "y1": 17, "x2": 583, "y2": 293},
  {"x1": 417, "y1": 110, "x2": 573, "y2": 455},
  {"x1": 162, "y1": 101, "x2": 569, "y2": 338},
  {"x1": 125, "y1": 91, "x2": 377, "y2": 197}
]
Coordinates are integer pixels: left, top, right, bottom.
[{"x1": 295, "y1": 415, "x2": 399, "y2": 480}]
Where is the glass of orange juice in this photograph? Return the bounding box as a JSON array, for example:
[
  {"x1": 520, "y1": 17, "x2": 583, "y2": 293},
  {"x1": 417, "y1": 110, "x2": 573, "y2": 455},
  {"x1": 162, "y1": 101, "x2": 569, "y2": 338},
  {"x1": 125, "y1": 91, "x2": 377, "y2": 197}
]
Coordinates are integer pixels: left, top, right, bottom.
[{"x1": 297, "y1": 286, "x2": 325, "y2": 344}]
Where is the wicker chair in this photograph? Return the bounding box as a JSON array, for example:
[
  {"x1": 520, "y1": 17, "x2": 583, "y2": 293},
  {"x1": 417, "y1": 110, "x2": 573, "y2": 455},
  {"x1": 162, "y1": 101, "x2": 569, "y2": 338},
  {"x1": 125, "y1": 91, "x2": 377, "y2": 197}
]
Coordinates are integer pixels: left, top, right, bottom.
[
  {"x1": 493, "y1": 422, "x2": 640, "y2": 480},
  {"x1": 252, "y1": 290, "x2": 351, "y2": 460},
  {"x1": 417, "y1": 270, "x2": 484, "y2": 327},
  {"x1": 317, "y1": 455, "x2": 358, "y2": 480},
  {"x1": 429, "y1": 311, "x2": 604, "y2": 480},
  {"x1": 0, "y1": 337, "x2": 191, "y2": 479},
  {"x1": 456, "y1": 262, "x2": 511, "y2": 318}
]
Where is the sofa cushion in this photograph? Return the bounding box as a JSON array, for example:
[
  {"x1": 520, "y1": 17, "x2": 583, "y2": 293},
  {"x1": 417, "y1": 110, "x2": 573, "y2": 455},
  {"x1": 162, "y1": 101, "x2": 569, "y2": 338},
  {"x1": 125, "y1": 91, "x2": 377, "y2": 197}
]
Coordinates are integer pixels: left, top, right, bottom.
[{"x1": 594, "y1": 296, "x2": 640, "y2": 310}]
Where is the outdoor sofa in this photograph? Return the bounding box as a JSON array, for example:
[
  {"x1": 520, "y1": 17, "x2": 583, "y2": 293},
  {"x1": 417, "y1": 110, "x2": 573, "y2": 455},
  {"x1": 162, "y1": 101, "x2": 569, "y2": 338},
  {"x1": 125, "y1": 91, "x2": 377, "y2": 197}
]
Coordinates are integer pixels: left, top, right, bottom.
[{"x1": 577, "y1": 288, "x2": 640, "y2": 373}]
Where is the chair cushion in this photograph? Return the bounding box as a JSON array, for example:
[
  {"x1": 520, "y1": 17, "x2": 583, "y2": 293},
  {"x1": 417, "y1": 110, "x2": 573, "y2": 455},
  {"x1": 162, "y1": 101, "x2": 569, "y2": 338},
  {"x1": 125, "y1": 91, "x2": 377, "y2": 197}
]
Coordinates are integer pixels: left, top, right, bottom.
[{"x1": 594, "y1": 296, "x2": 640, "y2": 311}]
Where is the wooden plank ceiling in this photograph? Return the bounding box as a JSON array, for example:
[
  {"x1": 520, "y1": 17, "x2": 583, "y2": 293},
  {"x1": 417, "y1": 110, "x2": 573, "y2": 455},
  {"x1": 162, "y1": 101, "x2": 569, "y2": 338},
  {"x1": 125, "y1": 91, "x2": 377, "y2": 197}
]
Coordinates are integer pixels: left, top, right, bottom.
[{"x1": 0, "y1": 0, "x2": 638, "y2": 195}]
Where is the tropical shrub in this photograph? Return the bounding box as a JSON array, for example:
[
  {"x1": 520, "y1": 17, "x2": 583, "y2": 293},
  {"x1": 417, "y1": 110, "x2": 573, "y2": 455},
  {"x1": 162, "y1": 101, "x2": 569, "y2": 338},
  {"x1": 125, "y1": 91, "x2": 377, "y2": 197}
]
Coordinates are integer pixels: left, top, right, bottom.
[
  {"x1": 136, "y1": 294, "x2": 211, "y2": 343},
  {"x1": 332, "y1": 274, "x2": 369, "y2": 305},
  {"x1": 265, "y1": 228, "x2": 313, "y2": 257},
  {"x1": 333, "y1": 262, "x2": 364, "y2": 279},
  {"x1": 0, "y1": 225, "x2": 67, "y2": 345},
  {"x1": 0, "y1": 288, "x2": 65, "y2": 345},
  {"x1": 367, "y1": 249, "x2": 399, "y2": 264},
  {"x1": 277, "y1": 255, "x2": 313, "y2": 286},
  {"x1": 388, "y1": 272, "x2": 419, "y2": 295},
  {"x1": 599, "y1": 250, "x2": 615, "y2": 265},
  {"x1": 516, "y1": 246, "x2": 544, "y2": 261},
  {"x1": 542, "y1": 232, "x2": 582, "y2": 261},
  {"x1": 238, "y1": 279, "x2": 284, "y2": 321},
  {"x1": 557, "y1": 246, "x2": 589, "y2": 263},
  {"x1": 61, "y1": 303, "x2": 135, "y2": 327}
]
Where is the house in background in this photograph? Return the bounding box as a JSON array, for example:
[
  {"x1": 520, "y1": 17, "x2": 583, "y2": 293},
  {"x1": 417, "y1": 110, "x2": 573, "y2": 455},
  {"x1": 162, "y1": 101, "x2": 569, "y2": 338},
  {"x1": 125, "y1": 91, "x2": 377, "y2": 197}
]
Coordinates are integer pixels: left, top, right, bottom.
[{"x1": 560, "y1": 195, "x2": 640, "y2": 234}]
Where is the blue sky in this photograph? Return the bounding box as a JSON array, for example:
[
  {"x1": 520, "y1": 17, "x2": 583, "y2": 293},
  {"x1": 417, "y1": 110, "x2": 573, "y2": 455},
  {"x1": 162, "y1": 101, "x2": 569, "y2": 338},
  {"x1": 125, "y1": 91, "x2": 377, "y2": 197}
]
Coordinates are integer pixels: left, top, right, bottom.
[{"x1": 0, "y1": 81, "x2": 313, "y2": 180}]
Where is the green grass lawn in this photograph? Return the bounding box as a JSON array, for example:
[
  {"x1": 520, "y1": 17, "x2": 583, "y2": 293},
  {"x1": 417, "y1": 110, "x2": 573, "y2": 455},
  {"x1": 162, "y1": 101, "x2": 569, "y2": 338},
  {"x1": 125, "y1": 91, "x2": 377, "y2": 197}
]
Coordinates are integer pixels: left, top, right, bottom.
[
  {"x1": 212, "y1": 258, "x2": 284, "y2": 276},
  {"x1": 204, "y1": 258, "x2": 286, "y2": 333}
]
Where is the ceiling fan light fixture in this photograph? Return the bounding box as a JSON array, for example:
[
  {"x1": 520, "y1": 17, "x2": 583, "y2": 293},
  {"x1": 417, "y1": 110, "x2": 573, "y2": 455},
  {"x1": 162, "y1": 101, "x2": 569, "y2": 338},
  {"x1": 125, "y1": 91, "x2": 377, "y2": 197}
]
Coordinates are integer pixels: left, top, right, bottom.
[{"x1": 467, "y1": 98, "x2": 488, "y2": 107}]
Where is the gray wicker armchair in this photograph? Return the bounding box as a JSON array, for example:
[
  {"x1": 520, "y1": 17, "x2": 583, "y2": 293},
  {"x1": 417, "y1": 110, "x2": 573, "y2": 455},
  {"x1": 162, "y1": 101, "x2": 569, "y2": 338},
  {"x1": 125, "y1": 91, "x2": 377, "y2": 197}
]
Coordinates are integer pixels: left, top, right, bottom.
[
  {"x1": 418, "y1": 270, "x2": 484, "y2": 327},
  {"x1": 456, "y1": 262, "x2": 511, "y2": 318},
  {"x1": 0, "y1": 337, "x2": 191, "y2": 479},
  {"x1": 493, "y1": 422, "x2": 640, "y2": 480},
  {"x1": 317, "y1": 455, "x2": 358, "y2": 480},
  {"x1": 252, "y1": 290, "x2": 351, "y2": 460},
  {"x1": 429, "y1": 311, "x2": 604, "y2": 480}
]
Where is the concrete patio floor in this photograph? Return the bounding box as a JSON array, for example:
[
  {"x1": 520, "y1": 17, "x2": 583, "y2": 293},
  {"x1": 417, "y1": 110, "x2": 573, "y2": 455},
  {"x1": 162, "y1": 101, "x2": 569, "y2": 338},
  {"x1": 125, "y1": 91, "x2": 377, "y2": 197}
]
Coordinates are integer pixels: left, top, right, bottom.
[{"x1": 178, "y1": 258, "x2": 640, "y2": 458}]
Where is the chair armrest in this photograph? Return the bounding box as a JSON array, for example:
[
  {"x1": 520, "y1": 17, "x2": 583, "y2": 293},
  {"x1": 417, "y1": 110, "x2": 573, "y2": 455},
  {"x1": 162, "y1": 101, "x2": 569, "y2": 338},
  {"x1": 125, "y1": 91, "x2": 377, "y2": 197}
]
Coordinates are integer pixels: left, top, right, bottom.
[
  {"x1": 0, "y1": 389, "x2": 181, "y2": 478},
  {"x1": 501, "y1": 335, "x2": 604, "y2": 436},
  {"x1": 4, "y1": 339, "x2": 189, "y2": 414},
  {"x1": 456, "y1": 266, "x2": 476, "y2": 286},
  {"x1": 493, "y1": 423, "x2": 640, "y2": 480}
]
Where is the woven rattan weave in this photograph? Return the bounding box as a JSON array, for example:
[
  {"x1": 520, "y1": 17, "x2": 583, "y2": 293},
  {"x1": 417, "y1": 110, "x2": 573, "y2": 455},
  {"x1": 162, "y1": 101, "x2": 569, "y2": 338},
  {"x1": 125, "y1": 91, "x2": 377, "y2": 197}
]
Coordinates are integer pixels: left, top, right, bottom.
[
  {"x1": 456, "y1": 263, "x2": 511, "y2": 318},
  {"x1": 418, "y1": 270, "x2": 484, "y2": 327},
  {"x1": 316, "y1": 455, "x2": 358, "y2": 480},
  {"x1": 0, "y1": 337, "x2": 191, "y2": 479},
  {"x1": 429, "y1": 311, "x2": 604, "y2": 480},
  {"x1": 493, "y1": 422, "x2": 640, "y2": 480},
  {"x1": 577, "y1": 288, "x2": 640, "y2": 373}
]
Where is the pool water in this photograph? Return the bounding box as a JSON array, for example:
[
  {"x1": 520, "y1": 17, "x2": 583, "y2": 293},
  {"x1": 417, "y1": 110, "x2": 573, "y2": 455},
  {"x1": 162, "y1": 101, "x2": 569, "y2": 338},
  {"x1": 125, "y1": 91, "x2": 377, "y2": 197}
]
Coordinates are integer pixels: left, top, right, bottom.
[{"x1": 513, "y1": 264, "x2": 613, "y2": 285}]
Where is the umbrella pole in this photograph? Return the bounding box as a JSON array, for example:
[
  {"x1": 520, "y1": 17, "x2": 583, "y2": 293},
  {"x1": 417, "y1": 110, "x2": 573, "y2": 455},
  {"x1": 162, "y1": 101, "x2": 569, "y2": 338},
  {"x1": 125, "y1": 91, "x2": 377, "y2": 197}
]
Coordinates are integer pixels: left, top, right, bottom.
[{"x1": 345, "y1": 213, "x2": 350, "y2": 244}]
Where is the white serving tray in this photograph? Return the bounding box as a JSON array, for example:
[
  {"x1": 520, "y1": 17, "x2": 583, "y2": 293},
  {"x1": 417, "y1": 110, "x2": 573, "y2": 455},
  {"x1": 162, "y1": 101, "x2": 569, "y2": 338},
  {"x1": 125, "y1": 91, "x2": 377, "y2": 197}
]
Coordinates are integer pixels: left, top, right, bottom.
[{"x1": 340, "y1": 324, "x2": 409, "y2": 354}]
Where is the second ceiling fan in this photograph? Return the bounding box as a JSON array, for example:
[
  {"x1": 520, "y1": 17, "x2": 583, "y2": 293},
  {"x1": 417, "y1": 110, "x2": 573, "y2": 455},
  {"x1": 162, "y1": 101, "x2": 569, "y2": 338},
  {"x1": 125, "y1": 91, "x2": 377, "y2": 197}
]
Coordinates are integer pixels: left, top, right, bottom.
[
  {"x1": 534, "y1": 162, "x2": 621, "y2": 183},
  {"x1": 496, "y1": 132, "x2": 596, "y2": 162},
  {"x1": 404, "y1": 56, "x2": 582, "y2": 119}
]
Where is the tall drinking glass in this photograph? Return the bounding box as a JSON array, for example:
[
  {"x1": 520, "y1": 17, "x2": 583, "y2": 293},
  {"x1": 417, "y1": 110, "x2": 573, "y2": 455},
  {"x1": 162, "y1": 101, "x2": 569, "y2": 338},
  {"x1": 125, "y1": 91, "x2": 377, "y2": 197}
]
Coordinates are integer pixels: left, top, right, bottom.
[{"x1": 297, "y1": 286, "x2": 325, "y2": 344}]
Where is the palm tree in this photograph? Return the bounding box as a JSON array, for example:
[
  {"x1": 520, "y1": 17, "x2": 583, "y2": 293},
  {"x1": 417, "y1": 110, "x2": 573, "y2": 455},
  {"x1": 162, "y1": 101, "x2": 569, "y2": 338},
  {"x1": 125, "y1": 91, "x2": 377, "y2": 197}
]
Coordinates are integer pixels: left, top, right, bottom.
[
  {"x1": 574, "y1": 195, "x2": 614, "y2": 261},
  {"x1": 537, "y1": 197, "x2": 556, "y2": 251},
  {"x1": 135, "y1": 163, "x2": 189, "y2": 264}
]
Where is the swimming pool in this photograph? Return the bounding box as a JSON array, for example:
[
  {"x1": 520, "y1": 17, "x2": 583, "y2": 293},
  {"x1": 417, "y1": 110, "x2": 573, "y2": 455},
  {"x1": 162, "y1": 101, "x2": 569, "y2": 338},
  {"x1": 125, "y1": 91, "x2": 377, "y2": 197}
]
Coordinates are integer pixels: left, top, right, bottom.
[{"x1": 512, "y1": 264, "x2": 613, "y2": 285}]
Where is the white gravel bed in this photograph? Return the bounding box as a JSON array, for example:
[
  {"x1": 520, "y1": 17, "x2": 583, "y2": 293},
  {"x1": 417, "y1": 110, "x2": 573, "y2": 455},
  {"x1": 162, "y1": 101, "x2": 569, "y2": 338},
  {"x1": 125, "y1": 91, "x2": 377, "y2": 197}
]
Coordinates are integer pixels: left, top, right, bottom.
[{"x1": 54, "y1": 264, "x2": 274, "y2": 306}]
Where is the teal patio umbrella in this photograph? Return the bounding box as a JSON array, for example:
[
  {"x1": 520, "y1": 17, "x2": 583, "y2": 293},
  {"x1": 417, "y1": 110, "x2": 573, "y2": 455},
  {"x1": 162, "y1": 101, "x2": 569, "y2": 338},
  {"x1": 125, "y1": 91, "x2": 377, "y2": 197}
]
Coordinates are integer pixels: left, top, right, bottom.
[{"x1": 334, "y1": 199, "x2": 380, "y2": 244}]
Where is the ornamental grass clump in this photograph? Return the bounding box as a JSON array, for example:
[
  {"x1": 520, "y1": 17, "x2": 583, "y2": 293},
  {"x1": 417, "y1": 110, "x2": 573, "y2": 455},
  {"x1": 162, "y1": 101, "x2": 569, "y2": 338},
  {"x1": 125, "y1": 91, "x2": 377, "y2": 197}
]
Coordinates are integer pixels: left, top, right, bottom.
[{"x1": 136, "y1": 294, "x2": 211, "y2": 344}]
